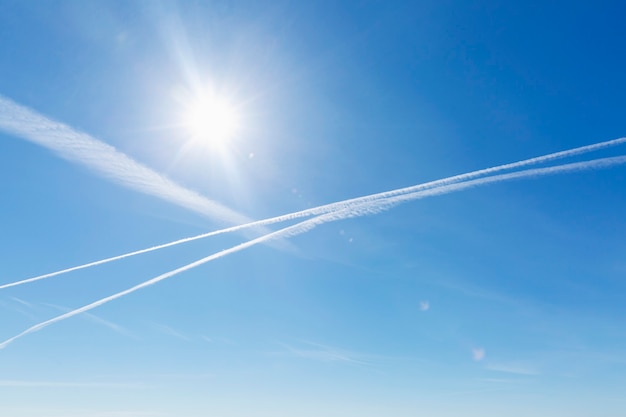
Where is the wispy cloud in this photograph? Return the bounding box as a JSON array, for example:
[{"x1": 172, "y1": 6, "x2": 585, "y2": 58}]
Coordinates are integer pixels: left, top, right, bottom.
[
  {"x1": 149, "y1": 323, "x2": 190, "y2": 341},
  {"x1": 276, "y1": 341, "x2": 370, "y2": 365},
  {"x1": 0, "y1": 408, "x2": 162, "y2": 417},
  {"x1": 0, "y1": 297, "x2": 38, "y2": 320},
  {"x1": 9, "y1": 297, "x2": 32, "y2": 308},
  {"x1": 42, "y1": 303, "x2": 134, "y2": 338},
  {"x1": 3, "y1": 153, "x2": 626, "y2": 348},
  {"x1": 419, "y1": 300, "x2": 430, "y2": 311},
  {"x1": 200, "y1": 335, "x2": 237, "y2": 346},
  {"x1": 128, "y1": 372, "x2": 214, "y2": 381},
  {"x1": 0, "y1": 95, "x2": 251, "y2": 225},
  {"x1": 2, "y1": 137, "x2": 625, "y2": 292},
  {"x1": 82, "y1": 412, "x2": 162, "y2": 417},
  {"x1": 433, "y1": 280, "x2": 521, "y2": 306},
  {"x1": 477, "y1": 377, "x2": 528, "y2": 384},
  {"x1": 485, "y1": 361, "x2": 540, "y2": 375},
  {"x1": 0, "y1": 380, "x2": 146, "y2": 388}
]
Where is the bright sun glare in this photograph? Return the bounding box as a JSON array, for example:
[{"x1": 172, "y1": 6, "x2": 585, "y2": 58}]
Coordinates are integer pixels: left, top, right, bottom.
[{"x1": 184, "y1": 94, "x2": 240, "y2": 147}]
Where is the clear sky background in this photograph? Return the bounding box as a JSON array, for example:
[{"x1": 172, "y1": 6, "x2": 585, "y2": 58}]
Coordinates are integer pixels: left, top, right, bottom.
[{"x1": 1, "y1": 1, "x2": 626, "y2": 416}]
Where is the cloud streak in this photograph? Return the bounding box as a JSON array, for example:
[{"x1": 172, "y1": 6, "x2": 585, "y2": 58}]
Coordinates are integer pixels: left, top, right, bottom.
[
  {"x1": 277, "y1": 341, "x2": 370, "y2": 365},
  {"x1": 0, "y1": 95, "x2": 251, "y2": 225},
  {"x1": 42, "y1": 303, "x2": 134, "y2": 338},
  {"x1": 1, "y1": 154, "x2": 626, "y2": 348},
  {"x1": 2, "y1": 137, "x2": 625, "y2": 291},
  {"x1": 485, "y1": 361, "x2": 540, "y2": 375},
  {"x1": 0, "y1": 380, "x2": 145, "y2": 388}
]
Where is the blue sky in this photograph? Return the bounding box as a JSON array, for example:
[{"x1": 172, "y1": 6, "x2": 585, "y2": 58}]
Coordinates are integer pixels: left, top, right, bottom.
[{"x1": 1, "y1": 1, "x2": 626, "y2": 416}]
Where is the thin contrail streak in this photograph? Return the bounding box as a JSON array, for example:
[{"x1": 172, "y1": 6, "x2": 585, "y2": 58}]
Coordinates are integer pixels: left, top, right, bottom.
[
  {"x1": 1, "y1": 154, "x2": 625, "y2": 349},
  {"x1": 319, "y1": 155, "x2": 626, "y2": 220},
  {"x1": 0, "y1": 213, "x2": 334, "y2": 350},
  {"x1": 0, "y1": 95, "x2": 251, "y2": 225},
  {"x1": 2, "y1": 137, "x2": 625, "y2": 291}
]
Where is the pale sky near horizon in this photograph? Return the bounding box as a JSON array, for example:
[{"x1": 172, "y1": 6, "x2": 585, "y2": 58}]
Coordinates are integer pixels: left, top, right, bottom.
[{"x1": 1, "y1": 1, "x2": 626, "y2": 416}]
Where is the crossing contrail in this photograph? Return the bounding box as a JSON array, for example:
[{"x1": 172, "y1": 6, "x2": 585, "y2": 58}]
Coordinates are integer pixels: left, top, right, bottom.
[
  {"x1": 0, "y1": 212, "x2": 337, "y2": 350},
  {"x1": 1, "y1": 154, "x2": 625, "y2": 349},
  {"x1": 2, "y1": 137, "x2": 625, "y2": 291}
]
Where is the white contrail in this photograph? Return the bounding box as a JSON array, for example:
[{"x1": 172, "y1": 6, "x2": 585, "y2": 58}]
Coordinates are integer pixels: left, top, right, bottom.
[
  {"x1": 2, "y1": 137, "x2": 625, "y2": 291},
  {"x1": 0, "y1": 95, "x2": 251, "y2": 226},
  {"x1": 0, "y1": 213, "x2": 336, "y2": 350},
  {"x1": 1, "y1": 154, "x2": 625, "y2": 349},
  {"x1": 318, "y1": 154, "x2": 626, "y2": 221}
]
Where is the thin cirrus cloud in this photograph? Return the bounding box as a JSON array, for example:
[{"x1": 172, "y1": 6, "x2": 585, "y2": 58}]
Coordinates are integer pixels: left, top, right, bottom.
[
  {"x1": 42, "y1": 303, "x2": 135, "y2": 339},
  {"x1": 9, "y1": 297, "x2": 32, "y2": 308},
  {"x1": 2, "y1": 154, "x2": 626, "y2": 349},
  {"x1": 0, "y1": 94, "x2": 252, "y2": 226},
  {"x1": 0, "y1": 379, "x2": 145, "y2": 388},
  {"x1": 277, "y1": 341, "x2": 370, "y2": 365},
  {"x1": 0, "y1": 297, "x2": 38, "y2": 321},
  {"x1": 485, "y1": 361, "x2": 540, "y2": 376},
  {"x1": 2, "y1": 133, "x2": 625, "y2": 292},
  {"x1": 149, "y1": 323, "x2": 191, "y2": 341}
]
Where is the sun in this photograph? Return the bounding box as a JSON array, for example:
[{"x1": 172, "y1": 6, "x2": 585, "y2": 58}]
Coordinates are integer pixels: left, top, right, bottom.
[{"x1": 183, "y1": 94, "x2": 240, "y2": 148}]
